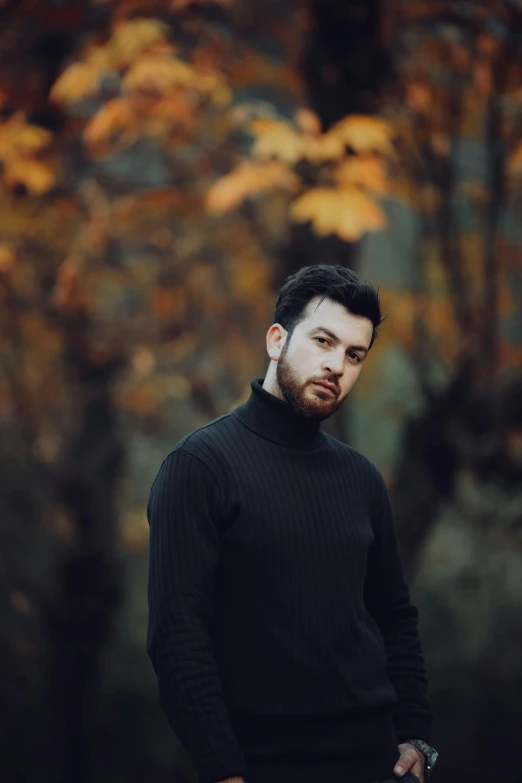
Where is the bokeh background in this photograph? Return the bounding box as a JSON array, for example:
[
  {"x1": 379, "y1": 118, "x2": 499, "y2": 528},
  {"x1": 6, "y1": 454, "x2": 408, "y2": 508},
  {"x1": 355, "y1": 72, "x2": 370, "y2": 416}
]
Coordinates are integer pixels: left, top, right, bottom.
[{"x1": 1, "y1": 1, "x2": 522, "y2": 782}]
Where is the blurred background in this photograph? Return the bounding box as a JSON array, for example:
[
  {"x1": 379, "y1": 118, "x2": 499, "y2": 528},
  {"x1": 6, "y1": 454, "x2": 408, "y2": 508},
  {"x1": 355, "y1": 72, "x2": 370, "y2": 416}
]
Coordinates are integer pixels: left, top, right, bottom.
[{"x1": 1, "y1": 1, "x2": 522, "y2": 782}]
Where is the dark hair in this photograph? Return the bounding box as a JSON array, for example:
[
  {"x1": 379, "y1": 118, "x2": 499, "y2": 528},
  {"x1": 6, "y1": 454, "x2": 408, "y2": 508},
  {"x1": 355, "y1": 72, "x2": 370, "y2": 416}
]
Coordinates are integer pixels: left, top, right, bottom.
[{"x1": 273, "y1": 265, "x2": 382, "y2": 350}]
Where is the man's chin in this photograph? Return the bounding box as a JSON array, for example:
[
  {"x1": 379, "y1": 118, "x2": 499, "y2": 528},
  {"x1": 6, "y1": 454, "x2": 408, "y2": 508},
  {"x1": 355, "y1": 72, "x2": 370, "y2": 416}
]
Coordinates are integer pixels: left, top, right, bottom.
[{"x1": 300, "y1": 391, "x2": 340, "y2": 419}]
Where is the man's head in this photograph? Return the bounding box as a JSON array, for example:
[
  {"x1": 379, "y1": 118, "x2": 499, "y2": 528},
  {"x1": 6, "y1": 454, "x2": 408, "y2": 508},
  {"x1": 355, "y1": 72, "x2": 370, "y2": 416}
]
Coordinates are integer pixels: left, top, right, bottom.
[{"x1": 263, "y1": 265, "x2": 382, "y2": 421}]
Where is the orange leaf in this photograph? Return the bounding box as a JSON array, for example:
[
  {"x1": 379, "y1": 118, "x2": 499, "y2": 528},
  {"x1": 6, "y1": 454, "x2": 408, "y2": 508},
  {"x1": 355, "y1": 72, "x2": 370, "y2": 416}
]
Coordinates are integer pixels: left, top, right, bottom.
[
  {"x1": 290, "y1": 186, "x2": 387, "y2": 241},
  {"x1": 3, "y1": 158, "x2": 55, "y2": 195},
  {"x1": 123, "y1": 55, "x2": 195, "y2": 93},
  {"x1": 83, "y1": 98, "x2": 137, "y2": 155},
  {"x1": 51, "y1": 61, "x2": 103, "y2": 104},
  {"x1": 333, "y1": 155, "x2": 389, "y2": 194},
  {"x1": 144, "y1": 89, "x2": 197, "y2": 135},
  {"x1": 109, "y1": 19, "x2": 170, "y2": 68},
  {"x1": 328, "y1": 115, "x2": 393, "y2": 154},
  {"x1": 206, "y1": 160, "x2": 299, "y2": 214},
  {"x1": 0, "y1": 113, "x2": 52, "y2": 161}
]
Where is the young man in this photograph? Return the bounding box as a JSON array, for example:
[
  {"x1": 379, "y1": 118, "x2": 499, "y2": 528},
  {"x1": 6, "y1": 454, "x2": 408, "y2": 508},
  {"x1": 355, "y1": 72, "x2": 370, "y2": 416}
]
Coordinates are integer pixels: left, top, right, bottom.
[{"x1": 146, "y1": 265, "x2": 438, "y2": 783}]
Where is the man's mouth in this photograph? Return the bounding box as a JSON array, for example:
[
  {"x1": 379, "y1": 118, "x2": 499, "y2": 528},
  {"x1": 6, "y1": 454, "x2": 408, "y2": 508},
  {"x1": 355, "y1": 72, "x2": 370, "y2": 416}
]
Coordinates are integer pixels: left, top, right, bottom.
[{"x1": 312, "y1": 381, "x2": 337, "y2": 396}]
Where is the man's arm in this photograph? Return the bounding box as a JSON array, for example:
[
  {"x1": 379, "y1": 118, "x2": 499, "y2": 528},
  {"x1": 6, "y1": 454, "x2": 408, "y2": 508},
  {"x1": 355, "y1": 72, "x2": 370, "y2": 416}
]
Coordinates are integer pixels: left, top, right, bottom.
[
  {"x1": 363, "y1": 466, "x2": 434, "y2": 745},
  {"x1": 147, "y1": 449, "x2": 247, "y2": 783}
]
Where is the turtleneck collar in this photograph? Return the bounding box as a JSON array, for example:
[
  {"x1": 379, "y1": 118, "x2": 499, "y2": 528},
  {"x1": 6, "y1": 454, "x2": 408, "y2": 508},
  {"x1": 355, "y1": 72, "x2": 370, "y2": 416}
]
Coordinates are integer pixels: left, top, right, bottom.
[{"x1": 231, "y1": 377, "x2": 326, "y2": 451}]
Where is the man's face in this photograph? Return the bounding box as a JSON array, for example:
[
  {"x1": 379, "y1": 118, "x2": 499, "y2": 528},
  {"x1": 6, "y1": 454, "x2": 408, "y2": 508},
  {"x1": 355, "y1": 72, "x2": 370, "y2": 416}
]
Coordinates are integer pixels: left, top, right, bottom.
[{"x1": 273, "y1": 296, "x2": 373, "y2": 421}]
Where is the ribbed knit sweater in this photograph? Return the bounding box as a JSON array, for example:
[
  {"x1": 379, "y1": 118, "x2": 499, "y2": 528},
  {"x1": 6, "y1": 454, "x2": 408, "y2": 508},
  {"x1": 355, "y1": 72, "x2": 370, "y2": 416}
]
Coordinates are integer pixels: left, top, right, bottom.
[{"x1": 146, "y1": 377, "x2": 433, "y2": 783}]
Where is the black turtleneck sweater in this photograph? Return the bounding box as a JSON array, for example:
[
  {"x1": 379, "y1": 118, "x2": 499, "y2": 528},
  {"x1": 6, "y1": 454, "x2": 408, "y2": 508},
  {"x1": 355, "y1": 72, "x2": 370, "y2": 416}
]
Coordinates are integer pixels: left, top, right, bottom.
[{"x1": 146, "y1": 378, "x2": 433, "y2": 783}]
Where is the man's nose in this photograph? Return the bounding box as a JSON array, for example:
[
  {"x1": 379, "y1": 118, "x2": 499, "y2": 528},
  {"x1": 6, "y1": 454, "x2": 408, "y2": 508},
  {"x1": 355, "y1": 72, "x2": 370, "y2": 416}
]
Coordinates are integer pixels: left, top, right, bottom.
[{"x1": 323, "y1": 350, "x2": 344, "y2": 375}]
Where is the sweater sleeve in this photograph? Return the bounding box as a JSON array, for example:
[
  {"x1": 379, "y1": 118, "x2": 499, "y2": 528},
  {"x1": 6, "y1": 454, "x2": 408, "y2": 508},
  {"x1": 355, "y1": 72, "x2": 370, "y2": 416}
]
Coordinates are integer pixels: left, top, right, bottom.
[
  {"x1": 364, "y1": 466, "x2": 434, "y2": 745},
  {"x1": 146, "y1": 448, "x2": 247, "y2": 783}
]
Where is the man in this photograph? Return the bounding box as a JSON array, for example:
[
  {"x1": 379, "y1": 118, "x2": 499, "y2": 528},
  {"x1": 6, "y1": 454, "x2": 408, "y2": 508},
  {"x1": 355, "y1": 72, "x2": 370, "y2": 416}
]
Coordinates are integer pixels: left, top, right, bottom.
[{"x1": 147, "y1": 265, "x2": 438, "y2": 783}]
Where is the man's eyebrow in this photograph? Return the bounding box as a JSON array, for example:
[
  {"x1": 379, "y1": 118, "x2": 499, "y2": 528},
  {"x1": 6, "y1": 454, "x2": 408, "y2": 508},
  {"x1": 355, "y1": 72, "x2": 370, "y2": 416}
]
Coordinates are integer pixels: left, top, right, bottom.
[{"x1": 311, "y1": 326, "x2": 369, "y2": 356}]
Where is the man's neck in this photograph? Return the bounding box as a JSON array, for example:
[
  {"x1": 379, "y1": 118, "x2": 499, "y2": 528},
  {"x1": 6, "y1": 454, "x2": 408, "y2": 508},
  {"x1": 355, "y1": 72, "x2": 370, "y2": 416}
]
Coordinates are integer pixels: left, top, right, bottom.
[{"x1": 261, "y1": 366, "x2": 285, "y2": 401}]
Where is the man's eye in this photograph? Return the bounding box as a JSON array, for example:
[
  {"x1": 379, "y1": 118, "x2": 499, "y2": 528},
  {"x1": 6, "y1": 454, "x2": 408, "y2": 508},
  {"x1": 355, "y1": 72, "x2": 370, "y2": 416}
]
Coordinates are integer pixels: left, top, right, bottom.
[
  {"x1": 315, "y1": 337, "x2": 329, "y2": 345},
  {"x1": 348, "y1": 353, "x2": 361, "y2": 362}
]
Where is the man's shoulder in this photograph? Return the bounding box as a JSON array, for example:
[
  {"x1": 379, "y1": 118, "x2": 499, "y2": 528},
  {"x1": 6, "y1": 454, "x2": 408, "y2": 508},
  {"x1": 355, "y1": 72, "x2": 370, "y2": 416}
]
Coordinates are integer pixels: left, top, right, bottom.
[
  {"x1": 167, "y1": 411, "x2": 238, "y2": 469},
  {"x1": 322, "y1": 432, "x2": 384, "y2": 484}
]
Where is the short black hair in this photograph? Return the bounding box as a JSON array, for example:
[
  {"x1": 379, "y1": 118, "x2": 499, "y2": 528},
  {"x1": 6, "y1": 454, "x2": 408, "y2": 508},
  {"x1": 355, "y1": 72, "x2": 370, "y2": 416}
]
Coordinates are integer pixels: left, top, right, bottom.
[{"x1": 273, "y1": 265, "x2": 382, "y2": 350}]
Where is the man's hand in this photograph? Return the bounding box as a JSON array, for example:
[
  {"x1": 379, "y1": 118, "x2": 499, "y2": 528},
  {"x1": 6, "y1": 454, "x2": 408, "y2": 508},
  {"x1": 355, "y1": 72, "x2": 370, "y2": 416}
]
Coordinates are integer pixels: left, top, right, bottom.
[{"x1": 394, "y1": 742, "x2": 425, "y2": 782}]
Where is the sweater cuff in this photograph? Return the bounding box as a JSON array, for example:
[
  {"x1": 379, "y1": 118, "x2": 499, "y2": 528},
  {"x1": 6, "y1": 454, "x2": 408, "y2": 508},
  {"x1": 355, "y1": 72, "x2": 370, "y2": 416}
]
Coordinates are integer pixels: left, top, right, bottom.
[
  {"x1": 193, "y1": 744, "x2": 247, "y2": 783},
  {"x1": 395, "y1": 718, "x2": 433, "y2": 746}
]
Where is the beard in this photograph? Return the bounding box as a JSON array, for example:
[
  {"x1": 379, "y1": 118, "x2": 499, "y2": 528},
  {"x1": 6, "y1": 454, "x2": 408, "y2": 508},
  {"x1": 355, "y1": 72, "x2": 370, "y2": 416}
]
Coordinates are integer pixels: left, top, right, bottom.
[{"x1": 276, "y1": 341, "x2": 346, "y2": 422}]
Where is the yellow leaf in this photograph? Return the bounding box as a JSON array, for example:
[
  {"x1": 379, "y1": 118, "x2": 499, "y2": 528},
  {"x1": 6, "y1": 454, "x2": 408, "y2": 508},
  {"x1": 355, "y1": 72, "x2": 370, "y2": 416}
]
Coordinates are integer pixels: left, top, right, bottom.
[
  {"x1": 207, "y1": 160, "x2": 299, "y2": 214},
  {"x1": 290, "y1": 187, "x2": 387, "y2": 241},
  {"x1": 51, "y1": 62, "x2": 102, "y2": 104},
  {"x1": 3, "y1": 158, "x2": 55, "y2": 195},
  {"x1": 250, "y1": 119, "x2": 305, "y2": 164},
  {"x1": 301, "y1": 133, "x2": 344, "y2": 163},
  {"x1": 83, "y1": 98, "x2": 137, "y2": 155},
  {"x1": 109, "y1": 19, "x2": 170, "y2": 67},
  {"x1": 328, "y1": 115, "x2": 393, "y2": 154},
  {"x1": 123, "y1": 55, "x2": 195, "y2": 93},
  {"x1": 333, "y1": 155, "x2": 389, "y2": 194},
  {"x1": 17, "y1": 123, "x2": 52, "y2": 154},
  {"x1": 0, "y1": 114, "x2": 52, "y2": 161}
]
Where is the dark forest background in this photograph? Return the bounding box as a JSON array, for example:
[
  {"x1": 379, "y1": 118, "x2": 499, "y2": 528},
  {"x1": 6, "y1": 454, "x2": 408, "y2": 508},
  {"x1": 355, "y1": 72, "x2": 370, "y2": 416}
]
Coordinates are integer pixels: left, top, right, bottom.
[{"x1": 1, "y1": 1, "x2": 522, "y2": 782}]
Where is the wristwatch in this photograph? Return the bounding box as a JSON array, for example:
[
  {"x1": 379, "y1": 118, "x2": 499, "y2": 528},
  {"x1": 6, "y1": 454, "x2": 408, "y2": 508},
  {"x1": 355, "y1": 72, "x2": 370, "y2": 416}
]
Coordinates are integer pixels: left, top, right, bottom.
[{"x1": 404, "y1": 738, "x2": 439, "y2": 778}]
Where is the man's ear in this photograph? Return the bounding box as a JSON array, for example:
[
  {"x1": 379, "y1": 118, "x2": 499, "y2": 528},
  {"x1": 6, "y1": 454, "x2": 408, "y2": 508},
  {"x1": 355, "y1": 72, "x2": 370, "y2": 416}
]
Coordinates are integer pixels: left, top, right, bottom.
[{"x1": 266, "y1": 323, "x2": 287, "y2": 362}]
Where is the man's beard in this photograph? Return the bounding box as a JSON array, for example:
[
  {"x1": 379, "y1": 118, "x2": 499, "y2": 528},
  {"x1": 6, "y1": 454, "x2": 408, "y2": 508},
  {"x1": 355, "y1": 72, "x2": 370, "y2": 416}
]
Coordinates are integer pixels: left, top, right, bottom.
[{"x1": 276, "y1": 342, "x2": 346, "y2": 422}]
